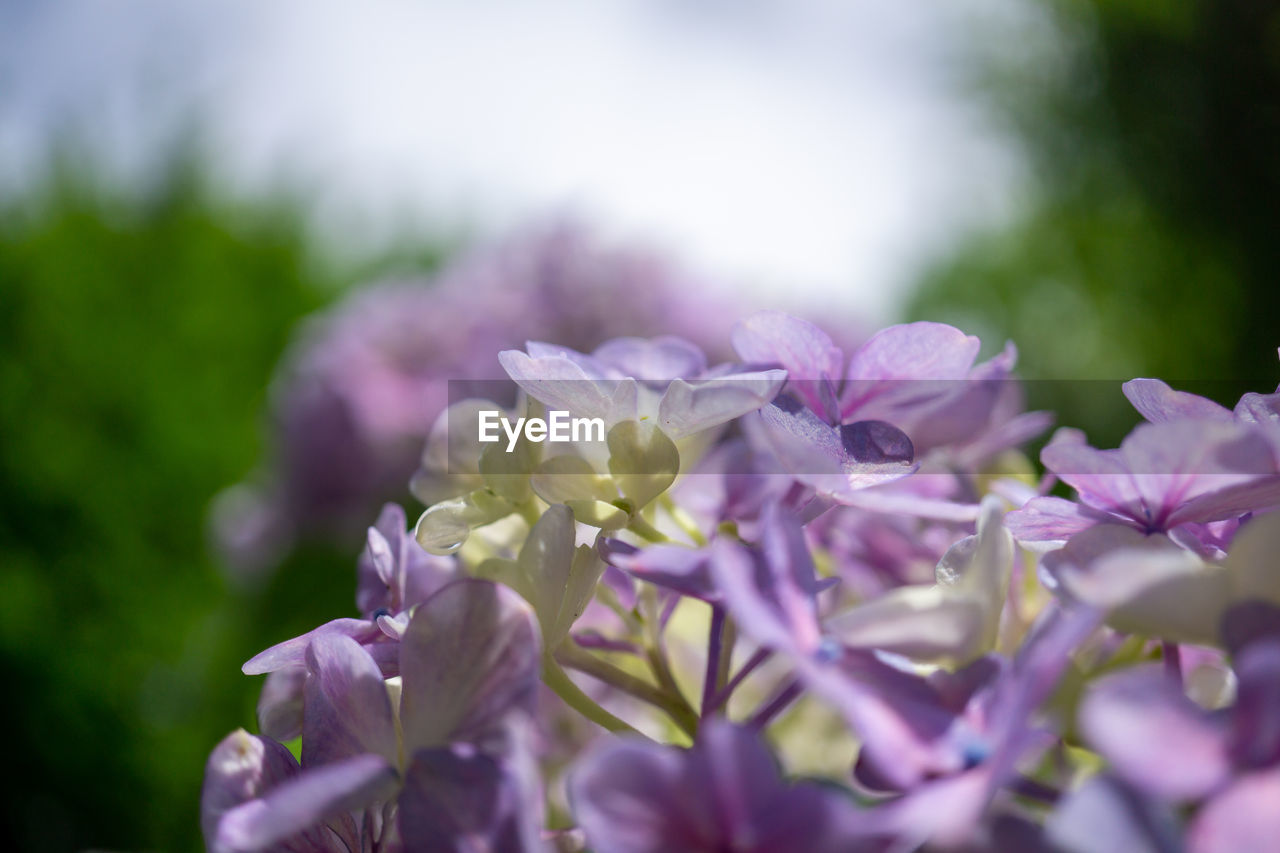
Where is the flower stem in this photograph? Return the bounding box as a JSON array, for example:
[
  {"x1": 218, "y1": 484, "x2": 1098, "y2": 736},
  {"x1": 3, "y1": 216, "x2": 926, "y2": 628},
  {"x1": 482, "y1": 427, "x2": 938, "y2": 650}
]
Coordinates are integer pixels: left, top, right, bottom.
[
  {"x1": 628, "y1": 514, "x2": 669, "y2": 543},
  {"x1": 556, "y1": 642, "x2": 698, "y2": 738},
  {"x1": 1162, "y1": 641, "x2": 1182, "y2": 686},
  {"x1": 541, "y1": 654, "x2": 646, "y2": 738},
  {"x1": 747, "y1": 678, "x2": 803, "y2": 731},
  {"x1": 645, "y1": 646, "x2": 696, "y2": 728},
  {"x1": 632, "y1": 583, "x2": 699, "y2": 734},
  {"x1": 1011, "y1": 774, "x2": 1062, "y2": 805},
  {"x1": 705, "y1": 647, "x2": 771, "y2": 714},
  {"x1": 702, "y1": 606, "x2": 726, "y2": 716},
  {"x1": 716, "y1": 617, "x2": 737, "y2": 691},
  {"x1": 659, "y1": 493, "x2": 708, "y2": 546}
]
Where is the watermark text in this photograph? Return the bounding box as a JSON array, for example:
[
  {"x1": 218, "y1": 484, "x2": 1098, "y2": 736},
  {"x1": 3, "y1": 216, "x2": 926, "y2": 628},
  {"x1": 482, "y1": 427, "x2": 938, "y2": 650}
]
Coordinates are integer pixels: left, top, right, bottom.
[{"x1": 478, "y1": 410, "x2": 605, "y2": 452}]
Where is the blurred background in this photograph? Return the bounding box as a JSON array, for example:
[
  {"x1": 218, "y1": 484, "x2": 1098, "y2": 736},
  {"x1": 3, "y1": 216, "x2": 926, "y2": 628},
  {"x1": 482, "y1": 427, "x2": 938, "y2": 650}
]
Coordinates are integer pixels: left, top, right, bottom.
[{"x1": 1, "y1": 1, "x2": 1277, "y2": 850}]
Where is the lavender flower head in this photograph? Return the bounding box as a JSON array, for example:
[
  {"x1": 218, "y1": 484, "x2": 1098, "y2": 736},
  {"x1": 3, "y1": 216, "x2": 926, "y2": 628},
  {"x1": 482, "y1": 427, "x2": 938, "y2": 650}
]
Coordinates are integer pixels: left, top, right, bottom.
[{"x1": 204, "y1": 301, "x2": 1280, "y2": 851}]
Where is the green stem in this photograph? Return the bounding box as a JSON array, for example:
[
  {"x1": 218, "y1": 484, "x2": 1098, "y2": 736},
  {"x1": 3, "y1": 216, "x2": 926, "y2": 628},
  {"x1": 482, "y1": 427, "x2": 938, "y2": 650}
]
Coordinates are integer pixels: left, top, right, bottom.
[
  {"x1": 557, "y1": 642, "x2": 698, "y2": 738},
  {"x1": 541, "y1": 655, "x2": 645, "y2": 737},
  {"x1": 594, "y1": 582, "x2": 643, "y2": 635},
  {"x1": 659, "y1": 493, "x2": 708, "y2": 546},
  {"x1": 643, "y1": 646, "x2": 698, "y2": 732},
  {"x1": 516, "y1": 499, "x2": 544, "y2": 528},
  {"x1": 637, "y1": 583, "x2": 698, "y2": 730},
  {"x1": 627, "y1": 514, "x2": 669, "y2": 543}
]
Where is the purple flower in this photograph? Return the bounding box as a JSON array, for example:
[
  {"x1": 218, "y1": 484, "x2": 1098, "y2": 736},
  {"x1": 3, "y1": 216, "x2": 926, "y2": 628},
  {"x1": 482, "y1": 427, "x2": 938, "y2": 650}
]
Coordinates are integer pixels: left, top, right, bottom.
[
  {"x1": 809, "y1": 505, "x2": 964, "y2": 600},
  {"x1": 242, "y1": 504, "x2": 456, "y2": 685},
  {"x1": 706, "y1": 501, "x2": 839, "y2": 658},
  {"x1": 733, "y1": 312, "x2": 1048, "y2": 458},
  {"x1": 1124, "y1": 376, "x2": 1280, "y2": 432},
  {"x1": 734, "y1": 313, "x2": 1046, "y2": 514},
  {"x1": 840, "y1": 604, "x2": 1100, "y2": 848},
  {"x1": 596, "y1": 448, "x2": 836, "y2": 604},
  {"x1": 205, "y1": 579, "x2": 543, "y2": 852},
  {"x1": 1041, "y1": 773, "x2": 1184, "y2": 853},
  {"x1": 1038, "y1": 512, "x2": 1280, "y2": 646},
  {"x1": 687, "y1": 502, "x2": 1096, "y2": 848},
  {"x1": 1007, "y1": 422, "x2": 1280, "y2": 544},
  {"x1": 568, "y1": 719, "x2": 879, "y2": 853},
  {"x1": 600, "y1": 537, "x2": 717, "y2": 603},
  {"x1": 712, "y1": 497, "x2": 1014, "y2": 669},
  {"x1": 356, "y1": 503, "x2": 458, "y2": 620},
  {"x1": 746, "y1": 393, "x2": 919, "y2": 503},
  {"x1": 203, "y1": 284, "x2": 1280, "y2": 853},
  {"x1": 1080, "y1": 611, "x2": 1280, "y2": 851},
  {"x1": 498, "y1": 336, "x2": 786, "y2": 441},
  {"x1": 839, "y1": 323, "x2": 1032, "y2": 454}
]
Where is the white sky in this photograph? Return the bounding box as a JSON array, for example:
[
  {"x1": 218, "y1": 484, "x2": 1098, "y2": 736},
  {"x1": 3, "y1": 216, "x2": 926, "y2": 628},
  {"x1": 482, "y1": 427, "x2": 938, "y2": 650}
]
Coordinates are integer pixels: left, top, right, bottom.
[{"x1": 0, "y1": 0, "x2": 1045, "y2": 322}]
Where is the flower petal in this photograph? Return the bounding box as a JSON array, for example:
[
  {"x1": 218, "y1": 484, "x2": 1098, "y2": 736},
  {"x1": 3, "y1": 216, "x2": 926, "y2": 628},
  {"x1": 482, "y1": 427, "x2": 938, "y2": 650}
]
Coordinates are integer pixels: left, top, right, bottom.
[
  {"x1": 1045, "y1": 773, "x2": 1184, "y2": 853},
  {"x1": 214, "y1": 754, "x2": 397, "y2": 853},
  {"x1": 1006, "y1": 496, "x2": 1114, "y2": 543},
  {"x1": 569, "y1": 737, "x2": 696, "y2": 853},
  {"x1": 731, "y1": 311, "x2": 843, "y2": 413},
  {"x1": 256, "y1": 667, "x2": 306, "y2": 743},
  {"x1": 498, "y1": 348, "x2": 621, "y2": 422},
  {"x1": 569, "y1": 721, "x2": 872, "y2": 853},
  {"x1": 607, "y1": 420, "x2": 680, "y2": 509},
  {"x1": 754, "y1": 395, "x2": 915, "y2": 500},
  {"x1": 601, "y1": 538, "x2": 714, "y2": 600},
  {"x1": 711, "y1": 532, "x2": 823, "y2": 656},
  {"x1": 399, "y1": 741, "x2": 543, "y2": 853},
  {"x1": 399, "y1": 580, "x2": 540, "y2": 751},
  {"x1": 826, "y1": 587, "x2": 989, "y2": 665},
  {"x1": 1228, "y1": 639, "x2": 1280, "y2": 769},
  {"x1": 243, "y1": 618, "x2": 382, "y2": 675},
  {"x1": 201, "y1": 729, "x2": 299, "y2": 850},
  {"x1": 1081, "y1": 666, "x2": 1231, "y2": 800},
  {"x1": 796, "y1": 651, "x2": 964, "y2": 790},
  {"x1": 1233, "y1": 390, "x2": 1280, "y2": 425},
  {"x1": 1187, "y1": 767, "x2": 1280, "y2": 853},
  {"x1": 1043, "y1": 525, "x2": 1228, "y2": 645},
  {"x1": 845, "y1": 322, "x2": 980, "y2": 382},
  {"x1": 593, "y1": 335, "x2": 707, "y2": 380},
  {"x1": 732, "y1": 311, "x2": 843, "y2": 379},
  {"x1": 658, "y1": 369, "x2": 786, "y2": 439},
  {"x1": 1123, "y1": 378, "x2": 1233, "y2": 424},
  {"x1": 304, "y1": 633, "x2": 398, "y2": 766}
]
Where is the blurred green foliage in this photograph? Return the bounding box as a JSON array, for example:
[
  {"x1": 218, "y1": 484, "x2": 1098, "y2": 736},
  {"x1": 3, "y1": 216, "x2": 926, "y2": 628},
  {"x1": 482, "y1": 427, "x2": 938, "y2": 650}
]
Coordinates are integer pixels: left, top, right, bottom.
[
  {"x1": 909, "y1": 0, "x2": 1280, "y2": 448},
  {"x1": 0, "y1": 157, "x2": 439, "y2": 852}
]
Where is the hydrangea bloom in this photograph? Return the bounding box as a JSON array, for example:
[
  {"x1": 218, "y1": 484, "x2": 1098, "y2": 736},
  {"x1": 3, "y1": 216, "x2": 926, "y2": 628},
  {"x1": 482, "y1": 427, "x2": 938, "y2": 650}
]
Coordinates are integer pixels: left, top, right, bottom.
[
  {"x1": 209, "y1": 225, "x2": 769, "y2": 576},
  {"x1": 204, "y1": 306, "x2": 1280, "y2": 851},
  {"x1": 1006, "y1": 421, "x2": 1280, "y2": 545}
]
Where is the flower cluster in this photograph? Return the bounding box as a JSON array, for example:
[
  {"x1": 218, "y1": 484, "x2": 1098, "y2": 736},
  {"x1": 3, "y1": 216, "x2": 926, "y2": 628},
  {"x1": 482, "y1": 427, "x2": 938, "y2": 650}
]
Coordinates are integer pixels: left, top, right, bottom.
[
  {"x1": 209, "y1": 225, "x2": 777, "y2": 577},
  {"x1": 204, "y1": 315, "x2": 1280, "y2": 851}
]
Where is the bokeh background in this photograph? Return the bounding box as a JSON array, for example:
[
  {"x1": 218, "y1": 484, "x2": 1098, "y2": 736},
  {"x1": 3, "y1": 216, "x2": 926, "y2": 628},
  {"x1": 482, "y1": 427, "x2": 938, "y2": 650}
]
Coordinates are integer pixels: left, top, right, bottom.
[{"x1": 2, "y1": 1, "x2": 1277, "y2": 850}]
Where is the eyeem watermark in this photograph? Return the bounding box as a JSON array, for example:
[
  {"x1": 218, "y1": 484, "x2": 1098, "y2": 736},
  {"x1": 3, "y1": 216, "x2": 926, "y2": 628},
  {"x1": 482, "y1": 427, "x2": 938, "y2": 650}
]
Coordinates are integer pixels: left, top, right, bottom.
[{"x1": 479, "y1": 410, "x2": 606, "y2": 452}]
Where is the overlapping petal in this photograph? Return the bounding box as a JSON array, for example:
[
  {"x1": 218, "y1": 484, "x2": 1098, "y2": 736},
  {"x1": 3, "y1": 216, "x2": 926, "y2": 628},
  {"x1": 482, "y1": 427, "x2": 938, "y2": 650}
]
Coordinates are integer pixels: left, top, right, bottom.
[
  {"x1": 399, "y1": 579, "x2": 541, "y2": 750},
  {"x1": 1081, "y1": 666, "x2": 1232, "y2": 800},
  {"x1": 569, "y1": 720, "x2": 877, "y2": 853},
  {"x1": 213, "y1": 754, "x2": 398, "y2": 853}
]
